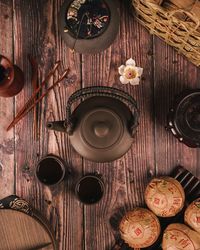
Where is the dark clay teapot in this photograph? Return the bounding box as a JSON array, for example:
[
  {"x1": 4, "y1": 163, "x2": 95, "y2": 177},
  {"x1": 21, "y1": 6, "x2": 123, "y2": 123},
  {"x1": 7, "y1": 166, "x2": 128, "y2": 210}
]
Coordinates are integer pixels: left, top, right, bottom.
[{"x1": 47, "y1": 86, "x2": 139, "y2": 162}]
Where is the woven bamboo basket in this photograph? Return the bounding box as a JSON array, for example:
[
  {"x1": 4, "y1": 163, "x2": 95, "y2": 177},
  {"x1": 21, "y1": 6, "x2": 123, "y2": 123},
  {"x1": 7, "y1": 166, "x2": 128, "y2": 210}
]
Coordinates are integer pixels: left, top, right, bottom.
[{"x1": 132, "y1": 0, "x2": 200, "y2": 66}]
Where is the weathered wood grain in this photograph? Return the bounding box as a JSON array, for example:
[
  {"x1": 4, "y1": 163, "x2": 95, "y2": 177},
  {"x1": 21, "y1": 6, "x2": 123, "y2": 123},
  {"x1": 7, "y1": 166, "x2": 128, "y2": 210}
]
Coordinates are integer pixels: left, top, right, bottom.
[
  {"x1": 0, "y1": 0, "x2": 15, "y2": 199},
  {"x1": 0, "y1": 0, "x2": 200, "y2": 250},
  {"x1": 154, "y1": 38, "x2": 200, "y2": 177},
  {"x1": 81, "y1": 2, "x2": 154, "y2": 249},
  {"x1": 13, "y1": 0, "x2": 83, "y2": 249}
]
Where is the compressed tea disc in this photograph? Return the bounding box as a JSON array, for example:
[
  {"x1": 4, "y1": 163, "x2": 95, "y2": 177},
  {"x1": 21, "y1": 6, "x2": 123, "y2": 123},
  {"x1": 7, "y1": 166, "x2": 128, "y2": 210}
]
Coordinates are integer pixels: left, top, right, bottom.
[
  {"x1": 119, "y1": 207, "x2": 161, "y2": 248},
  {"x1": 185, "y1": 198, "x2": 200, "y2": 233},
  {"x1": 162, "y1": 223, "x2": 200, "y2": 250},
  {"x1": 145, "y1": 177, "x2": 185, "y2": 217}
]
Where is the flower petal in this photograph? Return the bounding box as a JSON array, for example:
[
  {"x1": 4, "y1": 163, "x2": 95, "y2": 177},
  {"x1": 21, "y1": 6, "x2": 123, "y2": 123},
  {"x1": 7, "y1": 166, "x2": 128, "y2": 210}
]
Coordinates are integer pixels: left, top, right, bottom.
[
  {"x1": 130, "y1": 77, "x2": 140, "y2": 85},
  {"x1": 120, "y1": 76, "x2": 129, "y2": 84},
  {"x1": 126, "y1": 58, "x2": 136, "y2": 66},
  {"x1": 135, "y1": 67, "x2": 143, "y2": 77},
  {"x1": 118, "y1": 65, "x2": 125, "y2": 75}
]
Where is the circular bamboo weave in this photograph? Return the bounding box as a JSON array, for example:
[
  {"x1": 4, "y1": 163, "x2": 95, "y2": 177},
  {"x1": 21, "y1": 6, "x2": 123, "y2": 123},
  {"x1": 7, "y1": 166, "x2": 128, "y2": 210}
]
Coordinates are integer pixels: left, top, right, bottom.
[
  {"x1": 0, "y1": 209, "x2": 57, "y2": 250},
  {"x1": 132, "y1": 0, "x2": 200, "y2": 66}
]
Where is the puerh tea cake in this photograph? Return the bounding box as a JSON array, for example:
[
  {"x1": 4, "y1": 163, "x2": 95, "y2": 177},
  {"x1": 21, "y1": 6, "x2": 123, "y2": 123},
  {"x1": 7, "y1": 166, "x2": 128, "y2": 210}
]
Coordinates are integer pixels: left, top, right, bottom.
[
  {"x1": 145, "y1": 177, "x2": 185, "y2": 217},
  {"x1": 162, "y1": 223, "x2": 200, "y2": 250},
  {"x1": 185, "y1": 198, "x2": 200, "y2": 234},
  {"x1": 119, "y1": 208, "x2": 161, "y2": 248}
]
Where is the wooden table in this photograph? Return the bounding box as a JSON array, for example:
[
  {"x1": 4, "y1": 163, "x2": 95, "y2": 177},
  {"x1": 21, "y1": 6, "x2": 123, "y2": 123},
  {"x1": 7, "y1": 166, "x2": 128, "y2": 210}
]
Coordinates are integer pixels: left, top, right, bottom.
[{"x1": 0, "y1": 1, "x2": 200, "y2": 249}]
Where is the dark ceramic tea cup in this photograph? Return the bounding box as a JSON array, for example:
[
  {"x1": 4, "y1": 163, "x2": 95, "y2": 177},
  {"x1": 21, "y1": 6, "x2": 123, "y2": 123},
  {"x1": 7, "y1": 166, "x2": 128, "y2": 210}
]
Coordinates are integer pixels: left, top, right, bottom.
[
  {"x1": 75, "y1": 173, "x2": 105, "y2": 205},
  {"x1": 36, "y1": 155, "x2": 66, "y2": 186}
]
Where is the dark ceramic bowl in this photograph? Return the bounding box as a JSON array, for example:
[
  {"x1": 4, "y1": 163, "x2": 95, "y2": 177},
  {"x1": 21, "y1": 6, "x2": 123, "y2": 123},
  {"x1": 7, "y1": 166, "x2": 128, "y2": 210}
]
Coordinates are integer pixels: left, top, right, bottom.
[{"x1": 58, "y1": 0, "x2": 120, "y2": 54}]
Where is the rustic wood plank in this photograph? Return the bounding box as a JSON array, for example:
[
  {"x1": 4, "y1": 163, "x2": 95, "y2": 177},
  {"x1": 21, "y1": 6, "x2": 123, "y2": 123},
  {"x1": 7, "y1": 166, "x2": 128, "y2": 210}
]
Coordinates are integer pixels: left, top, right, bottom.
[
  {"x1": 0, "y1": 0, "x2": 15, "y2": 199},
  {"x1": 81, "y1": 1, "x2": 154, "y2": 249},
  {"x1": 1, "y1": 1, "x2": 200, "y2": 250},
  {"x1": 13, "y1": 0, "x2": 83, "y2": 249},
  {"x1": 154, "y1": 38, "x2": 200, "y2": 178}
]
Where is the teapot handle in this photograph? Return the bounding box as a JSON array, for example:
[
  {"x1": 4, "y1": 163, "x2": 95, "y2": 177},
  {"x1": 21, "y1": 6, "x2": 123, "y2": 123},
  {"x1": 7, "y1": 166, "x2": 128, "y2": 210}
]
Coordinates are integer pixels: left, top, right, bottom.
[{"x1": 65, "y1": 86, "x2": 139, "y2": 136}]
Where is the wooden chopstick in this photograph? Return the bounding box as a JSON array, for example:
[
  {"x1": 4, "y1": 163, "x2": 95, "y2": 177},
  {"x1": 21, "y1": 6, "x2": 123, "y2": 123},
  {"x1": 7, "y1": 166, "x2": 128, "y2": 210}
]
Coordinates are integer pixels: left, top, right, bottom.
[
  {"x1": 7, "y1": 68, "x2": 69, "y2": 130},
  {"x1": 7, "y1": 61, "x2": 61, "y2": 131},
  {"x1": 28, "y1": 55, "x2": 38, "y2": 140}
]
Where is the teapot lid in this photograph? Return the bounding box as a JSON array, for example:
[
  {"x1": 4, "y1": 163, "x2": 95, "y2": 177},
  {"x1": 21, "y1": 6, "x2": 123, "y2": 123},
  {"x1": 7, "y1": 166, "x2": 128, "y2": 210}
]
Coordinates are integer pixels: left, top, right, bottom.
[
  {"x1": 66, "y1": 86, "x2": 139, "y2": 162},
  {"x1": 80, "y1": 107, "x2": 123, "y2": 150}
]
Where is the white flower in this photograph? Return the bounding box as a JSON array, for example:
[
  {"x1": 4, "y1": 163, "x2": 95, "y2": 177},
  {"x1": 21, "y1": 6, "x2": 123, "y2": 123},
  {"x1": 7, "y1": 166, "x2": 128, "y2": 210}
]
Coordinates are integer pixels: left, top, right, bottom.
[{"x1": 118, "y1": 58, "x2": 143, "y2": 85}]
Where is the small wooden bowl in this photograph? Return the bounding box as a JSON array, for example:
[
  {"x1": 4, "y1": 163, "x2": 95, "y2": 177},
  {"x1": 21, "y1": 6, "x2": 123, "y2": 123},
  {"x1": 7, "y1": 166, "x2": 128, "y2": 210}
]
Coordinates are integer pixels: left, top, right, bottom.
[
  {"x1": 185, "y1": 198, "x2": 200, "y2": 233},
  {"x1": 119, "y1": 207, "x2": 161, "y2": 249},
  {"x1": 145, "y1": 177, "x2": 185, "y2": 217}
]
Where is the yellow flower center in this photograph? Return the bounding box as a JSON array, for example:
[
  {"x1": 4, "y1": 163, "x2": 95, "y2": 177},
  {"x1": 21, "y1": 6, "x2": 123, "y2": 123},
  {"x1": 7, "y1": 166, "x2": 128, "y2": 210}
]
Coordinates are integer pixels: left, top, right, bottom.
[{"x1": 124, "y1": 67, "x2": 137, "y2": 80}]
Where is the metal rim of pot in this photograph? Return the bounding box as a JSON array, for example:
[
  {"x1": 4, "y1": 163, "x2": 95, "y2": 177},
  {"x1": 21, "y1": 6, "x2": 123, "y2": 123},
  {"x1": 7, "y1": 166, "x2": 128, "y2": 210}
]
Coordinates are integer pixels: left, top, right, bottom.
[{"x1": 167, "y1": 89, "x2": 200, "y2": 148}]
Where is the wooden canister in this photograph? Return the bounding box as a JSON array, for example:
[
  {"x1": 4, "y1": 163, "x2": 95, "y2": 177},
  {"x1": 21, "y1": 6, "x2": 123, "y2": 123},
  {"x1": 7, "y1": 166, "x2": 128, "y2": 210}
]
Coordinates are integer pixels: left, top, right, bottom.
[
  {"x1": 145, "y1": 177, "x2": 185, "y2": 217},
  {"x1": 0, "y1": 55, "x2": 24, "y2": 97}
]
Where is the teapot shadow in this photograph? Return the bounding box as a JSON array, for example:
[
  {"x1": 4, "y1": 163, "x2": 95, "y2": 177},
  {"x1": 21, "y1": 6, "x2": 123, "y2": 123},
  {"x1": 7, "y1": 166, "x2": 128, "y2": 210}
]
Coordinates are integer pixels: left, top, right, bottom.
[{"x1": 154, "y1": 75, "x2": 189, "y2": 127}]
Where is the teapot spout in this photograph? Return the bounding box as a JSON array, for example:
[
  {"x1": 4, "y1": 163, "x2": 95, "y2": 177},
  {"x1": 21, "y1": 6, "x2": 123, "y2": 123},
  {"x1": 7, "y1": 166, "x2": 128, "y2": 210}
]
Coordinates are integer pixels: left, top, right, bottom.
[{"x1": 46, "y1": 121, "x2": 66, "y2": 133}]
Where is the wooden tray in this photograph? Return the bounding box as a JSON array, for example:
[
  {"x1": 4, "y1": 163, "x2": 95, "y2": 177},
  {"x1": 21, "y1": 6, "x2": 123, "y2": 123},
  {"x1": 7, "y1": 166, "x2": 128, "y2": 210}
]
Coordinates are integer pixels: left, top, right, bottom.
[
  {"x1": 0, "y1": 196, "x2": 57, "y2": 250},
  {"x1": 111, "y1": 166, "x2": 200, "y2": 250}
]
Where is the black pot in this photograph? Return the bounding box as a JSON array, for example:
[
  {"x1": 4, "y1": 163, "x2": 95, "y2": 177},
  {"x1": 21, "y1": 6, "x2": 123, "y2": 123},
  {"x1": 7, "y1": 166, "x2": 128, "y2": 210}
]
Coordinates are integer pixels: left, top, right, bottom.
[{"x1": 167, "y1": 89, "x2": 200, "y2": 147}]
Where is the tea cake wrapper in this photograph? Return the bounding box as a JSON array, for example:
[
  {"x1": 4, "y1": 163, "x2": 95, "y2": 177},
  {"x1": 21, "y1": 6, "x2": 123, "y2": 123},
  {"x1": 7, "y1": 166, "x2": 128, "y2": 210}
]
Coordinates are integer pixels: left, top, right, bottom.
[
  {"x1": 162, "y1": 223, "x2": 200, "y2": 250},
  {"x1": 185, "y1": 198, "x2": 200, "y2": 233},
  {"x1": 119, "y1": 208, "x2": 161, "y2": 248},
  {"x1": 145, "y1": 177, "x2": 185, "y2": 217}
]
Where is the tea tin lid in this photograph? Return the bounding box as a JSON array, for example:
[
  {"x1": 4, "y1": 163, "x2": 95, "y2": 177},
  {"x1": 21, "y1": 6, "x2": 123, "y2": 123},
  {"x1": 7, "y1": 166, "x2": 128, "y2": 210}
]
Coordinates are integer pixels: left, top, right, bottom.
[
  {"x1": 168, "y1": 89, "x2": 200, "y2": 147},
  {"x1": 119, "y1": 208, "x2": 161, "y2": 249}
]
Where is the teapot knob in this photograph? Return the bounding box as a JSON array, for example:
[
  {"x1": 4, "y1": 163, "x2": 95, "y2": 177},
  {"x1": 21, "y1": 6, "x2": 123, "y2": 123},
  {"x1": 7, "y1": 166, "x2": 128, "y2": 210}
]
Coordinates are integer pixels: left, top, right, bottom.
[{"x1": 94, "y1": 122, "x2": 110, "y2": 138}]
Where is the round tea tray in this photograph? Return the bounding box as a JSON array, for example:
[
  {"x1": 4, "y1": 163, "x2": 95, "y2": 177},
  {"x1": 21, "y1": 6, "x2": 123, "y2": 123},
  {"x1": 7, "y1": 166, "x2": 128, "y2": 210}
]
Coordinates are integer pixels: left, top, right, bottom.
[{"x1": 0, "y1": 209, "x2": 57, "y2": 250}]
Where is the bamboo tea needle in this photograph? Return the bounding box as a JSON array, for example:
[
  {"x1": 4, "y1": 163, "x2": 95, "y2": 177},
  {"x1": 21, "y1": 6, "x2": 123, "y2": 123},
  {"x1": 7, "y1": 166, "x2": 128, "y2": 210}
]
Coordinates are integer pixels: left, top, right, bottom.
[
  {"x1": 7, "y1": 61, "x2": 61, "y2": 131},
  {"x1": 7, "y1": 68, "x2": 69, "y2": 130}
]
